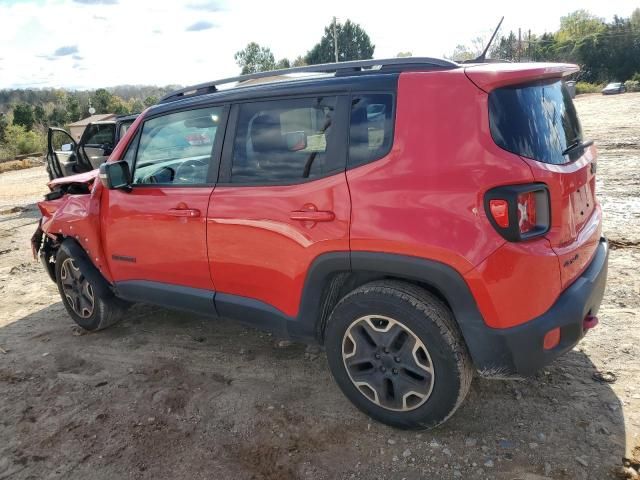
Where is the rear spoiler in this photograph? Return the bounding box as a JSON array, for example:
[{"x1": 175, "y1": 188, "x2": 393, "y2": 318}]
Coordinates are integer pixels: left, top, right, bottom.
[{"x1": 464, "y1": 62, "x2": 579, "y2": 92}]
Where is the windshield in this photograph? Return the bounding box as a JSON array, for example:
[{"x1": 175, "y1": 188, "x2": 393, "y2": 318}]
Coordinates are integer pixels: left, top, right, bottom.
[
  {"x1": 605, "y1": 83, "x2": 621, "y2": 88},
  {"x1": 488, "y1": 79, "x2": 584, "y2": 165}
]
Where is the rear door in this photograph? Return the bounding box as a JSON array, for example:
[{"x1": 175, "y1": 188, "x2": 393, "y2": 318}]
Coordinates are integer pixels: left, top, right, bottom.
[
  {"x1": 102, "y1": 105, "x2": 227, "y2": 292},
  {"x1": 487, "y1": 78, "x2": 601, "y2": 286},
  {"x1": 207, "y1": 95, "x2": 350, "y2": 319}
]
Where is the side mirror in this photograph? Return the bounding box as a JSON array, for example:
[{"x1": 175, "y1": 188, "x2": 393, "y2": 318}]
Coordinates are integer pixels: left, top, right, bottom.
[
  {"x1": 60, "y1": 143, "x2": 73, "y2": 152},
  {"x1": 99, "y1": 160, "x2": 131, "y2": 191}
]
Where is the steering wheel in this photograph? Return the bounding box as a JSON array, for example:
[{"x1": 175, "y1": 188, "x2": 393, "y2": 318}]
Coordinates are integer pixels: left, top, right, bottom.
[
  {"x1": 146, "y1": 166, "x2": 175, "y2": 184},
  {"x1": 175, "y1": 159, "x2": 208, "y2": 184}
]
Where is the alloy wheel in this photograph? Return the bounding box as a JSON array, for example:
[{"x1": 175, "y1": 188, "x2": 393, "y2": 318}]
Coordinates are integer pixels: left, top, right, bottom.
[
  {"x1": 342, "y1": 315, "x2": 435, "y2": 411},
  {"x1": 60, "y1": 258, "x2": 94, "y2": 318}
]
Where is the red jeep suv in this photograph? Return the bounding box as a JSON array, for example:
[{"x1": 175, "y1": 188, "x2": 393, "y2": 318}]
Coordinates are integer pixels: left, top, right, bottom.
[{"x1": 32, "y1": 58, "x2": 608, "y2": 429}]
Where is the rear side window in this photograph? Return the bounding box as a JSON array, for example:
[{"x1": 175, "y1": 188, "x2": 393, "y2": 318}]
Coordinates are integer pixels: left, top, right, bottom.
[
  {"x1": 231, "y1": 96, "x2": 337, "y2": 184},
  {"x1": 349, "y1": 94, "x2": 394, "y2": 167},
  {"x1": 489, "y1": 80, "x2": 583, "y2": 165}
]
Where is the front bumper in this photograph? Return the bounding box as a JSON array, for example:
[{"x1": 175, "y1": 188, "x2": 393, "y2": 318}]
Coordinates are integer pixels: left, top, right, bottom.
[{"x1": 478, "y1": 237, "x2": 609, "y2": 376}]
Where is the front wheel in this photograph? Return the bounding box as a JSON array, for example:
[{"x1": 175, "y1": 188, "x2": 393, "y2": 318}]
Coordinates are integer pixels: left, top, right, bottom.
[
  {"x1": 324, "y1": 280, "x2": 473, "y2": 429},
  {"x1": 55, "y1": 241, "x2": 127, "y2": 331}
]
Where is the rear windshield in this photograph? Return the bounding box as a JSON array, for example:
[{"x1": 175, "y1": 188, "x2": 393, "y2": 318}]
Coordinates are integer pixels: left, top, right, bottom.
[{"x1": 488, "y1": 80, "x2": 583, "y2": 165}]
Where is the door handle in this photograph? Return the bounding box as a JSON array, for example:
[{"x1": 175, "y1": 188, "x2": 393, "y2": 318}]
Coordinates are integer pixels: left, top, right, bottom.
[
  {"x1": 290, "y1": 210, "x2": 335, "y2": 222},
  {"x1": 168, "y1": 208, "x2": 201, "y2": 218}
]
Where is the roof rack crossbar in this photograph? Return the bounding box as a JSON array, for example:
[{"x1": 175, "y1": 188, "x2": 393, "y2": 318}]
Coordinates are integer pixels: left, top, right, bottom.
[{"x1": 159, "y1": 57, "x2": 458, "y2": 104}]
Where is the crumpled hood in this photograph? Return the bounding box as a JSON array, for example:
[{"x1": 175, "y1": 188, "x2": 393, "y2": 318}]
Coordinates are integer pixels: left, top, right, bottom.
[{"x1": 48, "y1": 168, "x2": 99, "y2": 189}]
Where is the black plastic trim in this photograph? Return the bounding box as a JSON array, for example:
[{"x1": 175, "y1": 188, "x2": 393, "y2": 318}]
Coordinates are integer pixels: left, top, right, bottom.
[
  {"x1": 60, "y1": 239, "x2": 114, "y2": 299},
  {"x1": 115, "y1": 280, "x2": 217, "y2": 317},
  {"x1": 484, "y1": 183, "x2": 551, "y2": 242},
  {"x1": 491, "y1": 237, "x2": 609, "y2": 375}
]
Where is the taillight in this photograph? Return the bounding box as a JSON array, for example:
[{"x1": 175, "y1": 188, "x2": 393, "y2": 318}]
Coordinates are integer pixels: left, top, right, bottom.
[
  {"x1": 489, "y1": 199, "x2": 509, "y2": 228},
  {"x1": 517, "y1": 191, "x2": 537, "y2": 233},
  {"x1": 484, "y1": 184, "x2": 550, "y2": 242}
]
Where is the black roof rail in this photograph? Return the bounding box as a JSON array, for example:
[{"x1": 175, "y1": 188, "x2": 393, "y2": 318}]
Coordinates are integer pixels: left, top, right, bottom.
[{"x1": 159, "y1": 57, "x2": 459, "y2": 104}]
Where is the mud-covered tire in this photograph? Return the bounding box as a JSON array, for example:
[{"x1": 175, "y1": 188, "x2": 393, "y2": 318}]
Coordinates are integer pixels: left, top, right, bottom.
[
  {"x1": 324, "y1": 280, "x2": 473, "y2": 429},
  {"x1": 55, "y1": 241, "x2": 126, "y2": 331}
]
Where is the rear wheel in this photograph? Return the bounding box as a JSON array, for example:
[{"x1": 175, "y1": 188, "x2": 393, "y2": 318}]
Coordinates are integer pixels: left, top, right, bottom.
[
  {"x1": 55, "y1": 243, "x2": 126, "y2": 331},
  {"x1": 324, "y1": 280, "x2": 473, "y2": 429}
]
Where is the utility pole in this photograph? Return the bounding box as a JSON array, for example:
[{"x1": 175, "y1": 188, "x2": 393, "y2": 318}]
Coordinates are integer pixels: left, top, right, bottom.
[
  {"x1": 333, "y1": 16, "x2": 339, "y2": 63},
  {"x1": 518, "y1": 28, "x2": 522, "y2": 62}
]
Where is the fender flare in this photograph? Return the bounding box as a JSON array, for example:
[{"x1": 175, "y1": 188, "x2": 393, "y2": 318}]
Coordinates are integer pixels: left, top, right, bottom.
[
  {"x1": 292, "y1": 251, "x2": 511, "y2": 373},
  {"x1": 58, "y1": 239, "x2": 114, "y2": 300}
]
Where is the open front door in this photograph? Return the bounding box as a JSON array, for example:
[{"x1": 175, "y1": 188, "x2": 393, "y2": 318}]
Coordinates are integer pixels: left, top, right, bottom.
[{"x1": 46, "y1": 128, "x2": 77, "y2": 180}]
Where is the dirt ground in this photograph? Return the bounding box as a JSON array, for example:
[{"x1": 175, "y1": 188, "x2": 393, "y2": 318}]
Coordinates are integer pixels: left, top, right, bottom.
[{"x1": 1, "y1": 93, "x2": 639, "y2": 480}]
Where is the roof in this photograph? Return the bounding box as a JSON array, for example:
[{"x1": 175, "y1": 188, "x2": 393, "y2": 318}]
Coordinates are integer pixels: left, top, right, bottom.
[
  {"x1": 68, "y1": 113, "x2": 117, "y2": 127},
  {"x1": 147, "y1": 73, "x2": 401, "y2": 119}
]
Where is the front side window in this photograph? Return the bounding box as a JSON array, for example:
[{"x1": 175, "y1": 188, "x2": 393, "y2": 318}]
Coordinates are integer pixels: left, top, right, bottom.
[
  {"x1": 349, "y1": 94, "x2": 394, "y2": 167},
  {"x1": 489, "y1": 80, "x2": 584, "y2": 165},
  {"x1": 132, "y1": 106, "x2": 224, "y2": 185},
  {"x1": 231, "y1": 96, "x2": 337, "y2": 184}
]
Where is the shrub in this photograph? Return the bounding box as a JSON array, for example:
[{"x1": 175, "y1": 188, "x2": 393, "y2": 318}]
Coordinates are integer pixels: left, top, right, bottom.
[
  {"x1": 631, "y1": 73, "x2": 640, "y2": 83},
  {"x1": 575, "y1": 82, "x2": 602, "y2": 95},
  {"x1": 624, "y1": 80, "x2": 640, "y2": 92},
  {"x1": 0, "y1": 124, "x2": 45, "y2": 159}
]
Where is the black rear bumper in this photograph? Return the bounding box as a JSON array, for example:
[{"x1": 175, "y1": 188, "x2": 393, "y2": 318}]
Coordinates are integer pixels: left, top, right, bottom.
[{"x1": 473, "y1": 237, "x2": 609, "y2": 377}]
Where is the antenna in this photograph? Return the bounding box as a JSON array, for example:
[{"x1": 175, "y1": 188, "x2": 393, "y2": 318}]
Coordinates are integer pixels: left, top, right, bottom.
[{"x1": 464, "y1": 16, "x2": 504, "y2": 64}]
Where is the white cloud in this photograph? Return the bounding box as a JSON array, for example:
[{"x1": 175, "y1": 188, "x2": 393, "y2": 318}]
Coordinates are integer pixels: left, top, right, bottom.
[{"x1": 0, "y1": 0, "x2": 637, "y2": 89}]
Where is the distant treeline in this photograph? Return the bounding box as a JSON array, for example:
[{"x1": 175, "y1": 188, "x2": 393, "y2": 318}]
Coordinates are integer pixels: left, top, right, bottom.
[
  {"x1": 454, "y1": 8, "x2": 640, "y2": 84},
  {"x1": 0, "y1": 85, "x2": 178, "y2": 159}
]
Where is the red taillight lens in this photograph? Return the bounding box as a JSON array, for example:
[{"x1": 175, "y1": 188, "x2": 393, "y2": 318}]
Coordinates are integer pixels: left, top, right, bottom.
[
  {"x1": 489, "y1": 199, "x2": 509, "y2": 228},
  {"x1": 517, "y1": 191, "x2": 537, "y2": 233}
]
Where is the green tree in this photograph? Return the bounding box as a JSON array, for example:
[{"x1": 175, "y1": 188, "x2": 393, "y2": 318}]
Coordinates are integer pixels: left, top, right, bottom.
[
  {"x1": 557, "y1": 10, "x2": 605, "y2": 42},
  {"x1": 91, "y1": 88, "x2": 113, "y2": 114},
  {"x1": 0, "y1": 113, "x2": 8, "y2": 143},
  {"x1": 66, "y1": 95, "x2": 82, "y2": 122},
  {"x1": 144, "y1": 95, "x2": 158, "y2": 107},
  {"x1": 48, "y1": 107, "x2": 68, "y2": 127},
  {"x1": 276, "y1": 58, "x2": 291, "y2": 69},
  {"x1": 33, "y1": 105, "x2": 46, "y2": 125},
  {"x1": 234, "y1": 42, "x2": 276, "y2": 74},
  {"x1": 129, "y1": 98, "x2": 145, "y2": 113},
  {"x1": 305, "y1": 19, "x2": 374, "y2": 65},
  {"x1": 108, "y1": 96, "x2": 129, "y2": 115},
  {"x1": 396, "y1": 51, "x2": 412, "y2": 58},
  {"x1": 292, "y1": 56, "x2": 306, "y2": 67},
  {"x1": 12, "y1": 104, "x2": 34, "y2": 130}
]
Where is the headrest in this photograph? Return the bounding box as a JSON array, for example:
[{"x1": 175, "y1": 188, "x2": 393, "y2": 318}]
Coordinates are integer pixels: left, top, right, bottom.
[{"x1": 250, "y1": 113, "x2": 282, "y2": 153}]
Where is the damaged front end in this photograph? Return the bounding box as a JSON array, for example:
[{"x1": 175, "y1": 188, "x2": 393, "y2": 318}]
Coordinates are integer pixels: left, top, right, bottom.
[{"x1": 31, "y1": 169, "x2": 111, "y2": 283}]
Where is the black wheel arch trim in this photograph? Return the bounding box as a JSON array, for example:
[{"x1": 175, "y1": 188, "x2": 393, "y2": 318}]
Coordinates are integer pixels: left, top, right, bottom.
[{"x1": 58, "y1": 239, "x2": 114, "y2": 300}]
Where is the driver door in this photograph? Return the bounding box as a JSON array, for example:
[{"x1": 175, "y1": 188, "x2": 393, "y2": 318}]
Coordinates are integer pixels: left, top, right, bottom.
[{"x1": 102, "y1": 105, "x2": 228, "y2": 292}]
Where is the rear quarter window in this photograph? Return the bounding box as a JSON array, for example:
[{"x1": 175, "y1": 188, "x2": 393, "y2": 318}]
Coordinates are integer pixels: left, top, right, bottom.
[
  {"x1": 349, "y1": 93, "x2": 394, "y2": 167},
  {"x1": 488, "y1": 80, "x2": 583, "y2": 165}
]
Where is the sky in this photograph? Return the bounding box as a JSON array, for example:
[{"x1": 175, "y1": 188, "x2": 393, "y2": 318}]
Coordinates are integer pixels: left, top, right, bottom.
[{"x1": 0, "y1": 0, "x2": 637, "y2": 90}]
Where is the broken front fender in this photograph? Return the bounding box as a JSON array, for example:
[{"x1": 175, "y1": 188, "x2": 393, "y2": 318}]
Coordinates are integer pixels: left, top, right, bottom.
[{"x1": 36, "y1": 179, "x2": 114, "y2": 283}]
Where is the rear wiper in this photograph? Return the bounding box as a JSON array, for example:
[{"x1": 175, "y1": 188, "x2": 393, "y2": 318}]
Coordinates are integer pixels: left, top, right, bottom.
[{"x1": 562, "y1": 139, "x2": 594, "y2": 156}]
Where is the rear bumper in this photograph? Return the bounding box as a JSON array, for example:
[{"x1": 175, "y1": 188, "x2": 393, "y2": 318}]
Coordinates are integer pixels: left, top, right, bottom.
[{"x1": 474, "y1": 237, "x2": 609, "y2": 376}]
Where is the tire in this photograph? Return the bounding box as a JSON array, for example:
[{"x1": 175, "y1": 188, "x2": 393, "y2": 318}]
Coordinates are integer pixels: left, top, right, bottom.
[
  {"x1": 55, "y1": 241, "x2": 126, "y2": 331},
  {"x1": 324, "y1": 280, "x2": 473, "y2": 429}
]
